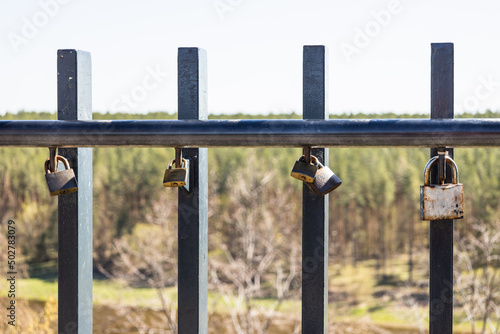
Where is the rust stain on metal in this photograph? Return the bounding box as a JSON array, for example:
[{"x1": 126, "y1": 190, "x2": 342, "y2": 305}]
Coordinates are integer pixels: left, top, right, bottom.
[{"x1": 420, "y1": 184, "x2": 464, "y2": 220}]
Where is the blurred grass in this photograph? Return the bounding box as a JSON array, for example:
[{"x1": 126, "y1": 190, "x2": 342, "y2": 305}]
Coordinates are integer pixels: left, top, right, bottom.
[
  {"x1": 13, "y1": 277, "x2": 300, "y2": 312},
  {"x1": 5, "y1": 256, "x2": 477, "y2": 333}
]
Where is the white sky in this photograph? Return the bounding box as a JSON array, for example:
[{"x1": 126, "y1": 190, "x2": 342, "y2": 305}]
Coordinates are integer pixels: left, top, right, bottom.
[{"x1": 1, "y1": 0, "x2": 500, "y2": 116}]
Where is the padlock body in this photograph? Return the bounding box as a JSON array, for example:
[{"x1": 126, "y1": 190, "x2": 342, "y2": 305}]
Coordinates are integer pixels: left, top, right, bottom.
[
  {"x1": 290, "y1": 160, "x2": 318, "y2": 183},
  {"x1": 420, "y1": 183, "x2": 464, "y2": 220},
  {"x1": 45, "y1": 169, "x2": 78, "y2": 196},
  {"x1": 305, "y1": 166, "x2": 342, "y2": 196},
  {"x1": 163, "y1": 159, "x2": 190, "y2": 191},
  {"x1": 163, "y1": 168, "x2": 188, "y2": 187}
]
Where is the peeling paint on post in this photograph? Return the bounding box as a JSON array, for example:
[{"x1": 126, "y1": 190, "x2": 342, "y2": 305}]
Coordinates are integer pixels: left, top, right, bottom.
[
  {"x1": 429, "y1": 42, "x2": 454, "y2": 334},
  {"x1": 302, "y1": 45, "x2": 329, "y2": 334},
  {"x1": 57, "y1": 49, "x2": 93, "y2": 334},
  {"x1": 177, "y1": 47, "x2": 208, "y2": 334}
]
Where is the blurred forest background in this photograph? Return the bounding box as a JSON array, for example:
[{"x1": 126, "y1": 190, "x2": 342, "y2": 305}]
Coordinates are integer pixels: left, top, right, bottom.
[{"x1": 2, "y1": 111, "x2": 500, "y2": 333}]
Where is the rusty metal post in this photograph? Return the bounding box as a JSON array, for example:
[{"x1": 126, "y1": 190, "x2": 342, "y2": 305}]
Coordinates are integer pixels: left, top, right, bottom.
[
  {"x1": 57, "y1": 49, "x2": 93, "y2": 334},
  {"x1": 302, "y1": 45, "x2": 329, "y2": 333},
  {"x1": 429, "y1": 42, "x2": 454, "y2": 334},
  {"x1": 177, "y1": 47, "x2": 208, "y2": 334}
]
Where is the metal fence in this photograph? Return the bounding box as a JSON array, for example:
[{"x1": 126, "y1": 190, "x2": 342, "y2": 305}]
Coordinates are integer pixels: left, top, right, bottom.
[{"x1": 1, "y1": 43, "x2": 498, "y2": 333}]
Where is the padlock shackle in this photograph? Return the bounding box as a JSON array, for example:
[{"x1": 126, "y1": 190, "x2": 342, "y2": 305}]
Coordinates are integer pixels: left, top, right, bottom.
[
  {"x1": 298, "y1": 154, "x2": 318, "y2": 165},
  {"x1": 316, "y1": 159, "x2": 324, "y2": 169},
  {"x1": 423, "y1": 155, "x2": 458, "y2": 185},
  {"x1": 168, "y1": 158, "x2": 187, "y2": 169},
  {"x1": 303, "y1": 147, "x2": 312, "y2": 164},
  {"x1": 45, "y1": 155, "x2": 71, "y2": 174},
  {"x1": 49, "y1": 147, "x2": 57, "y2": 173},
  {"x1": 175, "y1": 148, "x2": 182, "y2": 169}
]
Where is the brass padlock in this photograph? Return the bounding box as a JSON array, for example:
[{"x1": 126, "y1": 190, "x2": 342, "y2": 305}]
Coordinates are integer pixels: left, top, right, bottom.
[
  {"x1": 44, "y1": 155, "x2": 78, "y2": 196},
  {"x1": 291, "y1": 155, "x2": 318, "y2": 183},
  {"x1": 420, "y1": 155, "x2": 464, "y2": 220},
  {"x1": 163, "y1": 158, "x2": 190, "y2": 189},
  {"x1": 305, "y1": 161, "x2": 342, "y2": 196}
]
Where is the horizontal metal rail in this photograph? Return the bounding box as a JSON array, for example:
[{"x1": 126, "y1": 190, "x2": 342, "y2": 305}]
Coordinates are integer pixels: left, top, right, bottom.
[{"x1": 1, "y1": 119, "x2": 500, "y2": 147}]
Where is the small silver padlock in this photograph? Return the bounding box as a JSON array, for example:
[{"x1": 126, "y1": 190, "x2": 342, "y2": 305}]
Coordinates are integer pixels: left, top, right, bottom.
[
  {"x1": 291, "y1": 155, "x2": 319, "y2": 183},
  {"x1": 305, "y1": 161, "x2": 342, "y2": 196},
  {"x1": 44, "y1": 155, "x2": 78, "y2": 196},
  {"x1": 163, "y1": 158, "x2": 190, "y2": 190},
  {"x1": 420, "y1": 155, "x2": 464, "y2": 220}
]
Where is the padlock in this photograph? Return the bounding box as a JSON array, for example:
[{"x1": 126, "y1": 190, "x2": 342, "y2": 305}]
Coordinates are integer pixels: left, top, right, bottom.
[
  {"x1": 163, "y1": 158, "x2": 190, "y2": 189},
  {"x1": 291, "y1": 155, "x2": 319, "y2": 183},
  {"x1": 44, "y1": 155, "x2": 78, "y2": 196},
  {"x1": 305, "y1": 161, "x2": 342, "y2": 196},
  {"x1": 420, "y1": 155, "x2": 464, "y2": 220}
]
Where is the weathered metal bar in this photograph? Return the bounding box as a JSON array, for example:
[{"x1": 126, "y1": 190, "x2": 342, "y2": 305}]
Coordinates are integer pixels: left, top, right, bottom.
[
  {"x1": 57, "y1": 49, "x2": 93, "y2": 334},
  {"x1": 302, "y1": 45, "x2": 329, "y2": 333},
  {"x1": 2, "y1": 118, "x2": 500, "y2": 147},
  {"x1": 177, "y1": 47, "x2": 208, "y2": 334},
  {"x1": 429, "y1": 43, "x2": 454, "y2": 334}
]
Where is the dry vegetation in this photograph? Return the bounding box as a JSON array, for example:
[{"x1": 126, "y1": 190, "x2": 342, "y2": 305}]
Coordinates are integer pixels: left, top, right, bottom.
[{"x1": 2, "y1": 111, "x2": 500, "y2": 333}]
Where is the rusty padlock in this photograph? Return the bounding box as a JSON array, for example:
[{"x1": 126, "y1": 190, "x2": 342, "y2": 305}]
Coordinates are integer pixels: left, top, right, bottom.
[
  {"x1": 305, "y1": 161, "x2": 342, "y2": 196},
  {"x1": 420, "y1": 155, "x2": 464, "y2": 220},
  {"x1": 291, "y1": 155, "x2": 319, "y2": 183},
  {"x1": 163, "y1": 158, "x2": 190, "y2": 190},
  {"x1": 44, "y1": 155, "x2": 78, "y2": 196}
]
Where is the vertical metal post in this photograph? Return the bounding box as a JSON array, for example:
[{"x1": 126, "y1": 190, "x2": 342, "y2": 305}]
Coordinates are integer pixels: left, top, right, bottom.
[
  {"x1": 177, "y1": 47, "x2": 208, "y2": 334},
  {"x1": 429, "y1": 43, "x2": 454, "y2": 334},
  {"x1": 57, "y1": 49, "x2": 93, "y2": 334},
  {"x1": 302, "y1": 45, "x2": 329, "y2": 333}
]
